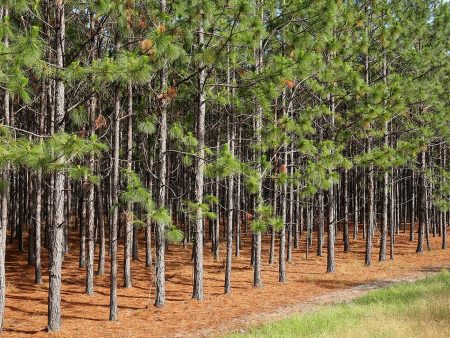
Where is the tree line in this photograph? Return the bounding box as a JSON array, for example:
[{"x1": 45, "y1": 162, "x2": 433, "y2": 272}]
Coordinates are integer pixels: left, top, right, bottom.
[{"x1": 0, "y1": 0, "x2": 448, "y2": 333}]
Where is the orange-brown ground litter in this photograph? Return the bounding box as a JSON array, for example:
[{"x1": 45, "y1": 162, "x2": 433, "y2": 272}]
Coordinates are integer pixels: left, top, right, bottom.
[{"x1": 2, "y1": 227, "x2": 449, "y2": 337}]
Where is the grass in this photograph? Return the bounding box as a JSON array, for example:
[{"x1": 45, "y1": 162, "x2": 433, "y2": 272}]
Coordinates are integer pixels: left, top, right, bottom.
[{"x1": 228, "y1": 270, "x2": 450, "y2": 338}]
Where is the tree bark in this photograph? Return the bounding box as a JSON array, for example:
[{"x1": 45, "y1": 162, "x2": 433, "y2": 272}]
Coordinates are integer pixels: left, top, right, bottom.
[
  {"x1": 86, "y1": 93, "x2": 97, "y2": 295},
  {"x1": 96, "y1": 182, "x2": 105, "y2": 275},
  {"x1": 0, "y1": 8, "x2": 9, "y2": 326},
  {"x1": 193, "y1": 8, "x2": 206, "y2": 300},
  {"x1": 47, "y1": 0, "x2": 65, "y2": 331},
  {"x1": 124, "y1": 83, "x2": 133, "y2": 288},
  {"x1": 155, "y1": 0, "x2": 168, "y2": 306},
  {"x1": 327, "y1": 188, "x2": 336, "y2": 273},
  {"x1": 416, "y1": 151, "x2": 426, "y2": 253},
  {"x1": 224, "y1": 117, "x2": 235, "y2": 294},
  {"x1": 252, "y1": 1, "x2": 263, "y2": 289},
  {"x1": 343, "y1": 169, "x2": 350, "y2": 252},
  {"x1": 109, "y1": 81, "x2": 120, "y2": 321}
]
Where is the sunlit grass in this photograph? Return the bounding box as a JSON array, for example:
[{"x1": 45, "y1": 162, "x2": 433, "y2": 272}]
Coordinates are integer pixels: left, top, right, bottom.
[{"x1": 228, "y1": 270, "x2": 450, "y2": 338}]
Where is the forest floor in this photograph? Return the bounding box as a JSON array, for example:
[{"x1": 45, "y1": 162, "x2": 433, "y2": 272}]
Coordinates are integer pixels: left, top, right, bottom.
[{"x1": 2, "y1": 226, "x2": 449, "y2": 337}]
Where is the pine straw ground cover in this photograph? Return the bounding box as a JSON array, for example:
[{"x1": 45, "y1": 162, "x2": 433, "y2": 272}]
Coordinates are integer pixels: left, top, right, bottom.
[
  {"x1": 228, "y1": 270, "x2": 450, "y2": 338},
  {"x1": 2, "y1": 228, "x2": 449, "y2": 337}
]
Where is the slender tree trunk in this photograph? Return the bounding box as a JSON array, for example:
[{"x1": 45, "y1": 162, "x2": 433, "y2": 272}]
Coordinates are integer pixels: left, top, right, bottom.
[
  {"x1": 193, "y1": 9, "x2": 206, "y2": 300},
  {"x1": 327, "y1": 187, "x2": 336, "y2": 273},
  {"x1": 279, "y1": 88, "x2": 287, "y2": 282},
  {"x1": 132, "y1": 226, "x2": 138, "y2": 260},
  {"x1": 287, "y1": 140, "x2": 294, "y2": 261},
  {"x1": 306, "y1": 201, "x2": 313, "y2": 259},
  {"x1": 416, "y1": 151, "x2": 426, "y2": 254},
  {"x1": 379, "y1": 49, "x2": 389, "y2": 262},
  {"x1": 0, "y1": 7, "x2": 9, "y2": 326},
  {"x1": 97, "y1": 182, "x2": 105, "y2": 275},
  {"x1": 35, "y1": 168, "x2": 43, "y2": 284},
  {"x1": 213, "y1": 152, "x2": 220, "y2": 260},
  {"x1": 109, "y1": 81, "x2": 120, "y2": 321},
  {"x1": 353, "y1": 168, "x2": 359, "y2": 240},
  {"x1": 326, "y1": 82, "x2": 336, "y2": 272},
  {"x1": 0, "y1": 148, "x2": 7, "y2": 332},
  {"x1": 425, "y1": 185, "x2": 431, "y2": 251},
  {"x1": 79, "y1": 191, "x2": 86, "y2": 268},
  {"x1": 425, "y1": 162, "x2": 431, "y2": 250},
  {"x1": 316, "y1": 190, "x2": 324, "y2": 256},
  {"x1": 64, "y1": 177, "x2": 71, "y2": 254},
  {"x1": 269, "y1": 181, "x2": 277, "y2": 265},
  {"x1": 365, "y1": 157, "x2": 374, "y2": 266},
  {"x1": 252, "y1": 1, "x2": 263, "y2": 289},
  {"x1": 235, "y1": 132, "x2": 242, "y2": 257},
  {"x1": 442, "y1": 147, "x2": 447, "y2": 249},
  {"x1": 279, "y1": 174, "x2": 286, "y2": 281},
  {"x1": 362, "y1": 25, "x2": 373, "y2": 266},
  {"x1": 155, "y1": 0, "x2": 168, "y2": 307},
  {"x1": 86, "y1": 94, "x2": 97, "y2": 295},
  {"x1": 379, "y1": 169, "x2": 388, "y2": 262},
  {"x1": 28, "y1": 171, "x2": 36, "y2": 266},
  {"x1": 390, "y1": 169, "x2": 395, "y2": 259},
  {"x1": 379, "y1": 113, "x2": 389, "y2": 261},
  {"x1": 47, "y1": 0, "x2": 65, "y2": 331},
  {"x1": 343, "y1": 169, "x2": 350, "y2": 252},
  {"x1": 298, "y1": 201, "x2": 303, "y2": 246},
  {"x1": 124, "y1": 83, "x2": 133, "y2": 288},
  {"x1": 295, "y1": 195, "x2": 301, "y2": 249},
  {"x1": 17, "y1": 174, "x2": 24, "y2": 252},
  {"x1": 145, "y1": 156, "x2": 154, "y2": 269},
  {"x1": 34, "y1": 71, "x2": 46, "y2": 285},
  {"x1": 410, "y1": 171, "x2": 415, "y2": 241},
  {"x1": 224, "y1": 118, "x2": 235, "y2": 294}
]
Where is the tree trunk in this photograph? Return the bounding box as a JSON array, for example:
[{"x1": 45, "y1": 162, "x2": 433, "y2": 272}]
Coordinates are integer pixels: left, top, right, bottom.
[
  {"x1": 326, "y1": 187, "x2": 336, "y2": 273},
  {"x1": 390, "y1": 169, "x2": 395, "y2": 259},
  {"x1": 79, "y1": 190, "x2": 86, "y2": 268},
  {"x1": 287, "y1": 146, "x2": 294, "y2": 261},
  {"x1": 193, "y1": 9, "x2": 206, "y2": 300},
  {"x1": 155, "y1": 0, "x2": 168, "y2": 307},
  {"x1": 224, "y1": 118, "x2": 235, "y2": 294},
  {"x1": 416, "y1": 151, "x2": 426, "y2": 253},
  {"x1": 326, "y1": 81, "x2": 336, "y2": 272},
  {"x1": 97, "y1": 182, "x2": 105, "y2": 275},
  {"x1": 86, "y1": 93, "x2": 97, "y2": 295},
  {"x1": 48, "y1": 1, "x2": 65, "y2": 331},
  {"x1": 410, "y1": 171, "x2": 415, "y2": 241},
  {"x1": 252, "y1": 1, "x2": 263, "y2": 289},
  {"x1": 353, "y1": 168, "x2": 359, "y2": 240},
  {"x1": 365, "y1": 158, "x2": 374, "y2": 266},
  {"x1": 379, "y1": 169, "x2": 388, "y2": 262},
  {"x1": 442, "y1": 147, "x2": 447, "y2": 249},
  {"x1": 343, "y1": 169, "x2": 350, "y2": 252},
  {"x1": 109, "y1": 82, "x2": 120, "y2": 321},
  {"x1": 269, "y1": 182, "x2": 276, "y2": 265},
  {"x1": 145, "y1": 156, "x2": 154, "y2": 269},
  {"x1": 279, "y1": 88, "x2": 287, "y2": 282},
  {"x1": 0, "y1": 10, "x2": 9, "y2": 325},
  {"x1": 35, "y1": 168, "x2": 43, "y2": 284},
  {"x1": 124, "y1": 83, "x2": 133, "y2": 288},
  {"x1": 132, "y1": 226, "x2": 139, "y2": 260},
  {"x1": 235, "y1": 133, "x2": 242, "y2": 257}
]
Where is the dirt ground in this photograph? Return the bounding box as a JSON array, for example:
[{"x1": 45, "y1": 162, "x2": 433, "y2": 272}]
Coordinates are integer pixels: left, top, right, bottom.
[{"x1": 2, "y1": 226, "x2": 449, "y2": 337}]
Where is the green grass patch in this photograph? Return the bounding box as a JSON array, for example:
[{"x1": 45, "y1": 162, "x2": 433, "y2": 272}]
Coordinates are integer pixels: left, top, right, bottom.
[{"x1": 228, "y1": 270, "x2": 450, "y2": 338}]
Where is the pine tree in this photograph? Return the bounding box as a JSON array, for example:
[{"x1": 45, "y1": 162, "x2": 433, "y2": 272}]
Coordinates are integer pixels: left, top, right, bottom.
[
  {"x1": 47, "y1": 0, "x2": 66, "y2": 330},
  {"x1": 155, "y1": 0, "x2": 169, "y2": 307}
]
